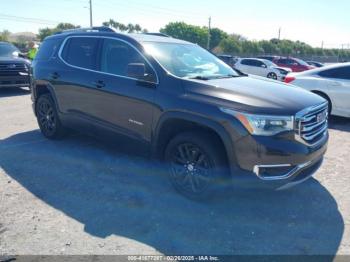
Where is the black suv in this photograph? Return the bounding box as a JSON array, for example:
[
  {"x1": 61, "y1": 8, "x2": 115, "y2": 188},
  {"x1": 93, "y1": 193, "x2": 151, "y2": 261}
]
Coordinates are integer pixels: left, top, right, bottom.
[
  {"x1": 31, "y1": 27, "x2": 329, "y2": 199},
  {"x1": 0, "y1": 42, "x2": 31, "y2": 89}
]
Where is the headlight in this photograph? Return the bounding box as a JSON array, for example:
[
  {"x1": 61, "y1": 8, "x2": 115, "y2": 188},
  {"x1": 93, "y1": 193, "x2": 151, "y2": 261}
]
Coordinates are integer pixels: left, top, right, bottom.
[{"x1": 220, "y1": 108, "x2": 294, "y2": 136}]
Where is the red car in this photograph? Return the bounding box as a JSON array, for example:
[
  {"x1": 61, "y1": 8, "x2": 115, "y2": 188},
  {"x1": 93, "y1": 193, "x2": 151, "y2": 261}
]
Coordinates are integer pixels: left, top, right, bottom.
[{"x1": 273, "y1": 57, "x2": 314, "y2": 72}]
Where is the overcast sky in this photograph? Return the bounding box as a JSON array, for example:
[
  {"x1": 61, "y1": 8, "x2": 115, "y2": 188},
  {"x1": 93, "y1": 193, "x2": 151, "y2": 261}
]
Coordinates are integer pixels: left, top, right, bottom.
[{"x1": 1, "y1": 0, "x2": 349, "y2": 48}]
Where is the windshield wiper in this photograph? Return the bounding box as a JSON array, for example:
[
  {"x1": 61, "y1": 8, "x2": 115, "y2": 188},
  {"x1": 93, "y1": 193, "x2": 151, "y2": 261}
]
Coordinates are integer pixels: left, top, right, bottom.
[
  {"x1": 188, "y1": 76, "x2": 210, "y2": 80},
  {"x1": 210, "y1": 74, "x2": 242, "y2": 79}
]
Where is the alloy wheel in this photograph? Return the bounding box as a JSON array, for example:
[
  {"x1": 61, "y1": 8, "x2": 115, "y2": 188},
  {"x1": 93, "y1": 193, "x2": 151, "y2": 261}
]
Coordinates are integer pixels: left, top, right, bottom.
[
  {"x1": 169, "y1": 143, "x2": 213, "y2": 194},
  {"x1": 37, "y1": 100, "x2": 56, "y2": 135}
]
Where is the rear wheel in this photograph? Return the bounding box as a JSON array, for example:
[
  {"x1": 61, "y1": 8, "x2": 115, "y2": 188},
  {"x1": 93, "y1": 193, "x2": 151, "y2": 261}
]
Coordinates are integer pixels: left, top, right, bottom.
[
  {"x1": 164, "y1": 132, "x2": 228, "y2": 200},
  {"x1": 36, "y1": 94, "x2": 66, "y2": 139},
  {"x1": 267, "y1": 72, "x2": 278, "y2": 80}
]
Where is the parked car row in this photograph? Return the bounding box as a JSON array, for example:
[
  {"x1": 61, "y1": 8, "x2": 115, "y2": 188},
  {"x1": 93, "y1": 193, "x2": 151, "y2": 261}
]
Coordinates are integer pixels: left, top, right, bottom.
[
  {"x1": 217, "y1": 53, "x2": 349, "y2": 118},
  {"x1": 217, "y1": 55, "x2": 326, "y2": 82}
]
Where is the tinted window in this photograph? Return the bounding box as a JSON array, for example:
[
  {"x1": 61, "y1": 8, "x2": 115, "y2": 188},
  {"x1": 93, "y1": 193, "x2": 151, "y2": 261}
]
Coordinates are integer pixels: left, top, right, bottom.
[
  {"x1": 255, "y1": 60, "x2": 264, "y2": 67},
  {"x1": 319, "y1": 66, "x2": 350, "y2": 80},
  {"x1": 277, "y1": 58, "x2": 296, "y2": 65},
  {"x1": 100, "y1": 39, "x2": 155, "y2": 82},
  {"x1": 62, "y1": 37, "x2": 99, "y2": 70},
  {"x1": 35, "y1": 38, "x2": 62, "y2": 61},
  {"x1": 241, "y1": 59, "x2": 255, "y2": 66}
]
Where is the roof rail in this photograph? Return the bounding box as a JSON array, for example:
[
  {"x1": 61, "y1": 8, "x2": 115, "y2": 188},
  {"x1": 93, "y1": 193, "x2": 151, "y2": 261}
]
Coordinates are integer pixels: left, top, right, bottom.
[
  {"x1": 143, "y1": 32, "x2": 170, "y2": 37},
  {"x1": 54, "y1": 26, "x2": 116, "y2": 35}
]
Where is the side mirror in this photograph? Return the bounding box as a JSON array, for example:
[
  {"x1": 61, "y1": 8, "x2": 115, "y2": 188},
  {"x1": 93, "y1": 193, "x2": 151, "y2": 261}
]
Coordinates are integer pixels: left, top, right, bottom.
[
  {"x1": 127, "y1": 63, "x2": 146, "y2": 79},
  {"x1": 261, "y1": 64, "x2": 267, "y2": 68}
]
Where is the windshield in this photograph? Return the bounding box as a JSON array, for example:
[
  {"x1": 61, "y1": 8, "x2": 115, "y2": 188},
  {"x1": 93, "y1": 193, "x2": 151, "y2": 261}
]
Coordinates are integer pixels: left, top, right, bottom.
[
  {"x1": 294, "y1": 58, "x2": 309, "y2": 66},
  {"x1": 143, "y1": 42, "x2": 239, "y2": 79},
  {"x1": 0, "y1": 43, "x2": 19, "y2": 57},
  {"x1": 262, "y1": 59, "x2": 278, "y2": 67}
]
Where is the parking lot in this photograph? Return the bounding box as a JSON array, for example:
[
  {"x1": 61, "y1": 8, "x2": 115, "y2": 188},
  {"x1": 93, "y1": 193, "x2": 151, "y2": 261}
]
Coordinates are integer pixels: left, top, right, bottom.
[{"x1": 0, "y1": 88, "x2": 350, "y2": 256}]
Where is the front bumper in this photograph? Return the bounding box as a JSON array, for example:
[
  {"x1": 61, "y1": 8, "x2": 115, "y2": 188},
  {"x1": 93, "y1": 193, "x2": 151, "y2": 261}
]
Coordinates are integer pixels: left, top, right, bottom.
[
  {"x1": 0, "y1": 74, "x2": 30, "y2": 88},
  {"x1": 229, "y1": 130, "x2": 328, "y2": 190}
]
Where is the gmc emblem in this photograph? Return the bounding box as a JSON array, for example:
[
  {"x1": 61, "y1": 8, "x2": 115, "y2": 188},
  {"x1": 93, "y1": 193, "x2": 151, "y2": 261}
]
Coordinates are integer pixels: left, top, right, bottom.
[
  {"x1": 7, "y1": 64, "x2": 16, "y2": 69},
  {"x1": 317, "y1": 111, "x2": 327, "y2": 123}
]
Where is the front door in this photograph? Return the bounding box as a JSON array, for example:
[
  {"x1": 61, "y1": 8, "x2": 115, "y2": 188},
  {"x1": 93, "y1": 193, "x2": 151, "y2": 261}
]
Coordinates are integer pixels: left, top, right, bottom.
[{"x1": 90, "y1": 38, "x2": 158, "y2": 142}]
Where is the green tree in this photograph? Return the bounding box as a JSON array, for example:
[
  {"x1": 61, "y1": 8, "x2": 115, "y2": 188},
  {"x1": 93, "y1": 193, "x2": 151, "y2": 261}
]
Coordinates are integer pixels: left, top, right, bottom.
[
  {"x1": 102, "y1": 20, "x2": 146, "y2": 33},
  {"x1": 218, "y1": 37, "x2": 242, "y2": 54},
  {"x1": 209, "y1": 28, "x2": 228, "y2": 50},
  {"x1": 160, "y1": 22, "x2": 208, "y2": 48},
  {"x1": 38, "y1": 23, "x2": 79, "y2": 41},
  {"x1": 0, "y1": 30, "x2": 11, "y2": 42}
]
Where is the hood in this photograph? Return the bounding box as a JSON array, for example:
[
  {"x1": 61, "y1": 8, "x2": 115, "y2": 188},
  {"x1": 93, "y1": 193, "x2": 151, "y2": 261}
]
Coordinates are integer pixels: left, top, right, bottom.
[
  {"x1": 273, "y1": 66, "x2": 292, "y2": 72},
  {"x1": 0, "y1": 56, "x2": 31, "y2": 65},
  {"x1": 182, "y1": 75, "x2": 326, "y2": 115}
]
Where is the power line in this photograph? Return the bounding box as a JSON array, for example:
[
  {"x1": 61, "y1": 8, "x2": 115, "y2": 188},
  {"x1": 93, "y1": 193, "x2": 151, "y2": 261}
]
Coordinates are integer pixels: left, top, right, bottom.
[
  {"x1": 0, "y1": 13, "x2": 60, "y2": 25},
  {"x1": 92, "y1": 1, "x2": 206, "y2": 21}
]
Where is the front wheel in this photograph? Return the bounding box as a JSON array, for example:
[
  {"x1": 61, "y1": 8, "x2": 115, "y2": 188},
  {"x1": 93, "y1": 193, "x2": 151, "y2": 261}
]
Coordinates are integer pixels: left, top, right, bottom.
[
  {"x1": 267, "y1": 72, "x2": 278, "y2": 80},
  {"x1": 164, "y1": 132, "x2": 228, "y2": 200},
  {"x1": 36, "y1": 94, "x2": 66, "y2": 139}
]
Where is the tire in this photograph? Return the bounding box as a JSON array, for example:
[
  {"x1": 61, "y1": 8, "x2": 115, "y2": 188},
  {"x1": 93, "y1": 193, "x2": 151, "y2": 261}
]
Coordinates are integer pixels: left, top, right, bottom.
[
  {"x1": 36, "y1": 94, "x2": 66, "y2": 139},
  {"x1": 267, "y1": 72, "x2": 278, "y2": 80},
  {"x1": 164, "y1": 131, "x2": 228, "y2": 200}
]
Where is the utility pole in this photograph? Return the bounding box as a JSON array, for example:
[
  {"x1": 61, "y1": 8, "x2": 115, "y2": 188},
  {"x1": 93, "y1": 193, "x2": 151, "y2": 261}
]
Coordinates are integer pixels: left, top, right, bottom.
[
  {"x1": 278, "y1": 27, "x2": 281, "y2": 40},
  {"x1": 89, "y1": 0, "x2": 93, "y2": 27},
  {"x1": 207, "y1": 16, "x2": 211, "y2": 50},
  {"x1": 321, "y1": 41, "x2": 324, "y2": 50}
]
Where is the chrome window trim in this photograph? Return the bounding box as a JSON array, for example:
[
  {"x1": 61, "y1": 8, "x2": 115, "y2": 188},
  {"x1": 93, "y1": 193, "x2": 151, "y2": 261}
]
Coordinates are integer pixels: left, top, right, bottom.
[{"x1": 58, "y1": 35, "x2": 159, "y2": 85}]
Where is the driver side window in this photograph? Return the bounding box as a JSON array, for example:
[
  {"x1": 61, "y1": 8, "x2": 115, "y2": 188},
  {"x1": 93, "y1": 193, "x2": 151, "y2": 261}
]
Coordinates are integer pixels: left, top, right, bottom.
[{"x1": 100, "y1": 38, "x2": 156, "y2": 82}]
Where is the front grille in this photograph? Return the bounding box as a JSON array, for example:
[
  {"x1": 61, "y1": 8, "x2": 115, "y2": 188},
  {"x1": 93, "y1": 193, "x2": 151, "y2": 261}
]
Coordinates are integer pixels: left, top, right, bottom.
[
  {"x1": 0, "y1": 62, "x2": 27, "y2": 75},
  {"x1": 295, "y1": 102, "x2": 328, "y2": 145}
]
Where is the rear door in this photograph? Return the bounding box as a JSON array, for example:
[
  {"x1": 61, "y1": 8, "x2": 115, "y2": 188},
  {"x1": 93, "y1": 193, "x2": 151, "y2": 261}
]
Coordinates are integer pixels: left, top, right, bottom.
[
  {"x1": 319, "y1": 66, "x2": 350, "y2": 115},
  {"x1": 239, "y1": 59, "x2": 255, "y2": 74},
  {"x1": 253, "y1": 60, "x2": 267, "y2": 77},
  {"x1": 56, "y1": 36, "x2": 102, "y2": 120}
]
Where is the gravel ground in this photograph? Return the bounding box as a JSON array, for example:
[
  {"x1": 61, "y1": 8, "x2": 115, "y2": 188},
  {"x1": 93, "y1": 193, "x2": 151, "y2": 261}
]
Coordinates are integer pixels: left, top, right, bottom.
[{"x1": 0, "y1": 88, "x2": 350, "y2": 256}]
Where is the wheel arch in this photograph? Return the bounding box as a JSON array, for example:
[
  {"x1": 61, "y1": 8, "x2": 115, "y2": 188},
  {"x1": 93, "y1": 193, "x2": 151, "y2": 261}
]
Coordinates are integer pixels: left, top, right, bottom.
[
  {"x1": 152, "y1": 111, "x2": 237, "y2": 174},
  {"x1": 311, "y1": 90, "x2": 333, "y2": 113},
  {"x1": 32, "y1": 82, "x2": 60, "y2": 115}
]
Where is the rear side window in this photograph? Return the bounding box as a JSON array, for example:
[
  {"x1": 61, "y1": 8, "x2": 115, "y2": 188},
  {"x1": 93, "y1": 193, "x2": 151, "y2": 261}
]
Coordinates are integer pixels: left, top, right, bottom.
[
  {"x1": 278, "y1": 59, "x2": 298, "y2": 65},
  {"x1": 61, "y1": 37, "x2": 99, "y2": 70},
  {"x1": 241, "y1": 59, "x2": 254, "y2": 66},
  {"x1": 319, "y1": 66, "x2": 350, "y2": 80},
  {"x1": 35, "y1": 38, "x2": 62, "y2": 61}
]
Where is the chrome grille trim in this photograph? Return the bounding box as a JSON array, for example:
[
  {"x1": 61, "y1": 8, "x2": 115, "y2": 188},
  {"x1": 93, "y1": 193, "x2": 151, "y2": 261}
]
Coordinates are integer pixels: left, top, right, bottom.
[
  {"x1": 295, "y1": 102, "x2": 329, "y2": 146},
  {"x1": 0, "y1": 63, "x2": 27, "y2": 72}
]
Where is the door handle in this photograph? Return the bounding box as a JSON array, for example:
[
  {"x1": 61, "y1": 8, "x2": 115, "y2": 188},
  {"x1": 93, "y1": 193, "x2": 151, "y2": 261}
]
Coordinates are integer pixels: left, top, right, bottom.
[
  {"x1": 93, "y1": 80, "x2": 106, "y2": 88},
  {"x1": 50, "y1": 72, "x2": 60, "y2": 79}
]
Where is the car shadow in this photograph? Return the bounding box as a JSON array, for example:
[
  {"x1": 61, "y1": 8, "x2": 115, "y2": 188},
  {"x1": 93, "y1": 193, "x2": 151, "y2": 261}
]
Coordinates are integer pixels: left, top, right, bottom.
[
  {"x1": 0, "y1": 87, "x2": 30, "y2": 98},
  {"x1": 329, "y1": 116, "x2": 350, "y2": 132},
  {"x1": 0, "y1": 130, "x2": 344, "y2": 256}
]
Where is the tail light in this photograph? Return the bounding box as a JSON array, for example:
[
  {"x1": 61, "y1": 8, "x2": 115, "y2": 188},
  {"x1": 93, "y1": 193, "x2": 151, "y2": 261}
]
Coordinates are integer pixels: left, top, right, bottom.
[{"x1": 284, "y1": 76, "x2": 296, "y2": 84}]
